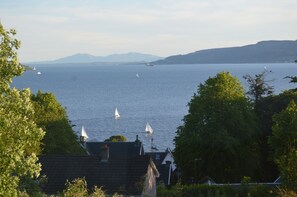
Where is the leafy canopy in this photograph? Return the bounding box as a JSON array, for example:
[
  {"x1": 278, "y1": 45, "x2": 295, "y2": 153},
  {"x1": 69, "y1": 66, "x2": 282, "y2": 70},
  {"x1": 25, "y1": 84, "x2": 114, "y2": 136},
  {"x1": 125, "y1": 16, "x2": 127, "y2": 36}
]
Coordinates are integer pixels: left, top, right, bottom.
[
  {"x1": 269, "y1": 100, "x2": 297, "y2": 159},
  {"x1": 269, "y1": 100, "x2": 297, "y2": 191},
  {"x1": 31, "y1": 90, "x2": 86, "y2": 155},
  {"x1": 174, "y1": 72, "x2": 259, "y2": 182},
  {"x1": 0, "y1": 23, "x2": 45, "y2": 196},
  {"x1": 104, "y1": 135, "x2": 127, "y2": 142}
]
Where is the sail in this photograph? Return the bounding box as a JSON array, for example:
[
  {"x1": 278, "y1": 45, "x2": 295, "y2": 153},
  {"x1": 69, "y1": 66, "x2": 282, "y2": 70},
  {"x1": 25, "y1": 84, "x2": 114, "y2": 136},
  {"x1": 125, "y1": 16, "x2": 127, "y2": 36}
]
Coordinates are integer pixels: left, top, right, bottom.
[
  {"x1": 115, "y1": 108, "x2": 120, "y2": 119},
  {"x1": 145, "y1": 122, "x2": 153, "y2": 134},
  {"x1": 81, "y1": 126, "x2": 89, "y2": 139}
]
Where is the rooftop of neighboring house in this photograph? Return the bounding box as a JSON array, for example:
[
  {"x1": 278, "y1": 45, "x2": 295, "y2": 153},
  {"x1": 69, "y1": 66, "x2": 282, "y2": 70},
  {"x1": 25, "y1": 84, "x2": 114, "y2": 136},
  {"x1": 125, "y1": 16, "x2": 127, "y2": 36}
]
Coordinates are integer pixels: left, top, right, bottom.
[
  {"x1": 39, "y1": 154, "x2": 155, "y2": 195},
  {"x1": 85, "y1": 139, "x2": 144, "y2": 158}
]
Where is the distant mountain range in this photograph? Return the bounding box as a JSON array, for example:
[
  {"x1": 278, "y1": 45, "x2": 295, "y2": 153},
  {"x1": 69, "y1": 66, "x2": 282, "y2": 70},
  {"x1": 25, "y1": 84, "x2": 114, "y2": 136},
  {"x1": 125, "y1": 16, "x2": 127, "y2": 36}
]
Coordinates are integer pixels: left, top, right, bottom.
[
  {"x1": 31, "y1": 52, "x2": 162, "y2": 64},
  {"x1": 153, "y1": 40, "x2": 297, "y2": 64}
]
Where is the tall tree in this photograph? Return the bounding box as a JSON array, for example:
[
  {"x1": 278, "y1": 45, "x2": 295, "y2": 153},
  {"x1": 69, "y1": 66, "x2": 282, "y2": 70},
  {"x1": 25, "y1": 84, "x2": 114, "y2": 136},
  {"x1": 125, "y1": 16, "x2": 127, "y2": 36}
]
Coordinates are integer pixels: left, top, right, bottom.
[
  {"x1": 243, "y1": 69, "x2": 276, "y2": 181},
  {"x1": 0, "y1": 23, "x2": 45, "y2": 196},
  {"x1": 269, "y1": 100, "x2": 297, "y2": 160},
  {"x1": 31, "y1": 91, "x2": 86, "y2": 155},
  {"x1": 243, "y1": 69, "x2": 274, "y2": 105},
  {"x1": 269, "y1": 100, "x2": 297, "y2": 191},
  {"x1": 174, "y1": 72, "x2": 259, "y2": 182}
]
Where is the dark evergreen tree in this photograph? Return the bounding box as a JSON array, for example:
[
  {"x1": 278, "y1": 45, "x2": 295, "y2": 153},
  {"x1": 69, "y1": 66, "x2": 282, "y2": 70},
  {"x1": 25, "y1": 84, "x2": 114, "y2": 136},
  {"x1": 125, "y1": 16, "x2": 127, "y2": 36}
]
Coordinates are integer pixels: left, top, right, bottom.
[
  {"x1": 243, "y1": 69, "x2": 276, "y2": 181},
  {"x1": 243, "y1": 69, "x2": 274, "y2": 105}
]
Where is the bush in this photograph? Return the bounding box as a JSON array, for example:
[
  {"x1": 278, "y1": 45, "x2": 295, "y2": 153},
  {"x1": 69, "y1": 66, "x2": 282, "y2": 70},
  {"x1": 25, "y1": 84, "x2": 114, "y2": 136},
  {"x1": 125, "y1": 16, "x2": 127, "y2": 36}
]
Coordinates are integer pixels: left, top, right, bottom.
[{"x1": 157, "y1": 183, "x2": 278, "y2": 197}]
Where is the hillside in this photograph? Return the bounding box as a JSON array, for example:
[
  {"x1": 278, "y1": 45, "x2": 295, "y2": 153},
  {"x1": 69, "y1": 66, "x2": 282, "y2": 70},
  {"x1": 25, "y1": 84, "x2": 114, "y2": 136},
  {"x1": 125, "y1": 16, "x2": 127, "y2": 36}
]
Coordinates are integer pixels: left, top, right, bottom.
[
  {"x1": 32, "y1": 52, "x2": 162, "y2": 64},
  {"x1": 153, "y1": 40, "x2": 297, "y2": 64}
]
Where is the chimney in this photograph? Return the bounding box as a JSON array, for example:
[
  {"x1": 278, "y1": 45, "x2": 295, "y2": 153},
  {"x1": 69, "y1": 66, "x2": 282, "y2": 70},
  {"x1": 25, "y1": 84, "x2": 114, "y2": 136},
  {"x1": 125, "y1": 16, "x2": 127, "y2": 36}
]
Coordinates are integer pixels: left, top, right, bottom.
[
  {"x1": 80, "y1": 135, "x2": 87, "y2": 144},
  {"x1": 100, "y1": 144, "x2": 109, "y2": 162}
]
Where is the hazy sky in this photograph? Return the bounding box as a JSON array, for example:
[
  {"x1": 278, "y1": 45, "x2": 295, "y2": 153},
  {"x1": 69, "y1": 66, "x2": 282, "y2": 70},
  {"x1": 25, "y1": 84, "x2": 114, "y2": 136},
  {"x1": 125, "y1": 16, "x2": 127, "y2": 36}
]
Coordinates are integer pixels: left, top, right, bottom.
[{"x1": 1, "y1": 0, "x2": 296, "y2": 62}]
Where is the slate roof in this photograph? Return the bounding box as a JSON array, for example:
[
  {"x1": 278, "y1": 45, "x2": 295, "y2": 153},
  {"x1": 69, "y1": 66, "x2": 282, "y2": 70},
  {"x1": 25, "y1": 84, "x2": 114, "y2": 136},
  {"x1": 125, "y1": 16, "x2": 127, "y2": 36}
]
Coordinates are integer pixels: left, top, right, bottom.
[
  {"x1": 145, "y1": 151, "x2": 174, "y2": 186},
  {"x1": 39, "y1": 155, "x2": 152, "y2": 195},
  {"x1": 145, "y1": 152, "x2": 168, "y2": 165},
  {"x1": 85, "y1": 141, "x2": 144, "y2": 158}
]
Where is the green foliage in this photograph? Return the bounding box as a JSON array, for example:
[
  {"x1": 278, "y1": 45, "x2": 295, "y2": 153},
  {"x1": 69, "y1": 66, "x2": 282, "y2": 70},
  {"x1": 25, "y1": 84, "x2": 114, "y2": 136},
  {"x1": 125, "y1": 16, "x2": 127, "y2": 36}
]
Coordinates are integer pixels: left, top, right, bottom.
[
  {"x1": 104, "y1": 135, "x2": 127, "y2": 142},
  {"x1": 60, "y1": 178, "x2": 123, "y2": 197},
  {"x1": 31, "y1": 91, "x2": 86, "y2": 155},
  {"x1": 253, "y1": 90, "x2": 297, "y2": 181},
  {"x1": 89, "y1": 186, "x2": 106, "y2": 197},
  {"x1": 18, "y1": 175, "x2": 47, "y2": 196},
  {"x1": 269, "y1": 100, "x2": 297, "y2": 159},
  {"x1": 62, "y1": 178, "x2": 88, "y2": 197},
  {"x1": 279, "y1": 189, "x2": 297, "y2": 197},
  {"x1": 269, "y1": 100, "x2": 297, "y2": 192},
  {"x1": 0, "y1": 23, "x2": 23, "y2": 92},
  {"x1": 157, "y1": 183, "x2": 277, "y2": 197},
  {"x1": 174, "y1": 72, "x2": 259, "y2": 182},
  {"x1": 277, "y1": 149, "x2": 297, "y2": 192},
  {"x1": 0, "y1": 23, "x2": 45, "y2": 196},
  {"x1": 243, "y1": 69, "x2": 274, "y2": 104}
]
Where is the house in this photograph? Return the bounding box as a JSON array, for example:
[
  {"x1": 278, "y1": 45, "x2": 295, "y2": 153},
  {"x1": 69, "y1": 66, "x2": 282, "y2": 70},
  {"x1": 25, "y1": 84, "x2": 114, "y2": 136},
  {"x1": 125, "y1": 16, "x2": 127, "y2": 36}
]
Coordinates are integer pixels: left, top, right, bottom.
[
  {"x1": 39, "y1": 154, "x2": 159, "y2": 196},
  {"x1": 84, "y1": 138, "x2": 144, "y2": 158},
  {"x1": 145, "y1": 148, "x2": 177, "y2": 186}
]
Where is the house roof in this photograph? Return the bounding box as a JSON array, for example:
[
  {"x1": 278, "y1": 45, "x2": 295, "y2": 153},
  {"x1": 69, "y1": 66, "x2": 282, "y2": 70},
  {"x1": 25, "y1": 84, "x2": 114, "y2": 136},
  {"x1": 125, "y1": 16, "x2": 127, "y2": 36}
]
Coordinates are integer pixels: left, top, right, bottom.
[
  {"x1": 145, "y1": 152, "x2": 168, "y2": 165},
  {"x1": 39, "y1": 155, "x2": 153, "y2": 195},
  {"x1": 145, "y1": 150, "x2": 175, "y2": 186},
  {"x1": 85, "y1": 141, "x2": 144, "y2": 158},
  {"x1": 156, "y1": 164, "x2": 171, "y2": 185}
]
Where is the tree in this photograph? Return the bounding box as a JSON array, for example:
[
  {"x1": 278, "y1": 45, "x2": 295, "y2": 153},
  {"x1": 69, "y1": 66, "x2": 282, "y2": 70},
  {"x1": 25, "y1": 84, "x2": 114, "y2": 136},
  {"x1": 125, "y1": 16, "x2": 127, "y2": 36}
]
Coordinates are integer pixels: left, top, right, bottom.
[
  {"x1": 277, "y1": 148, "x2": 297, "y2": 192},
  {"x1": 31, "y1": 91, "x2": 86, "y2": 155},
  {"x1": 269, "y1": 100, "x2": 297, "y2": 191},
  {"x1": 269, "y1": 100, "x2": 297, "y2": 160},
  {"x1": 0, "y1": 23, "x2": 45, "y2": 196},
  {"x1": 243, "y1": 70, "x2": 276, "y2": 181},
  {"x1": 104, "y1": 135, "x2": 127, "y2": 142},
  {"x1": 174, "y1": 72, "x2": 259, "y2": 182},
  {"x1": 243, "y1": 69, "x2": 274, "y2": 105}
]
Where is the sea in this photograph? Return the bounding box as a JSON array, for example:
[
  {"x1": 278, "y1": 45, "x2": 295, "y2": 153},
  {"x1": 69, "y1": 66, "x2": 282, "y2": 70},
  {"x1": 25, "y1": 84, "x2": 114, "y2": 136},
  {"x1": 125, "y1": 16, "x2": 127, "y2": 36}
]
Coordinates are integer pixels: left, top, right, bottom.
[{"x1": 12, "y1": 63, "x2": 297, "y2": 152}]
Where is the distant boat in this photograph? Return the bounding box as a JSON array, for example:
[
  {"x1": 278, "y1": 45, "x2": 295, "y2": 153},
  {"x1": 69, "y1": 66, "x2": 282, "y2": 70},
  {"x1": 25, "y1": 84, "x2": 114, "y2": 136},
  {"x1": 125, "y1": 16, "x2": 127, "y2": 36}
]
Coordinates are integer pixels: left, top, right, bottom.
[
  {"x1": 33, "y1": 66, "x2": 36, "y2": 70},
  {"x1": 136, "y1": 73, "x2": 140, "y2": 78},
  {"x1": 81, "y1": 126, "x2": 89, "y2": 139},
  {"x1": 145, "y1": 122, "x2": 153, "y2": 134},
  {"x1": 37, "y1": 71, "x2": 41, "y2": 75},
  {"x1": 146, "y1": 63, "x2": 154, "y2": 66},
  {"x1": 115, "y1": 108, "x2": 120, "y2": 120}
]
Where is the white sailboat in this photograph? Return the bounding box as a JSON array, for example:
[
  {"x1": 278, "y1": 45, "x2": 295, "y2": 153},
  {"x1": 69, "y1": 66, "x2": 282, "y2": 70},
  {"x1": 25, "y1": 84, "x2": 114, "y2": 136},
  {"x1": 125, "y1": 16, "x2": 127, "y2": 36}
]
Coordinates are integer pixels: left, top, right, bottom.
[
  {"x1": 81, "y1": 126, "x2": 89, "y2": 139},
  {"x1": 115, "y1": 108, "x2": 120, "y2": 120},
  {"x1": 145, "y1": 122, "x2": 153, "y2": 134}
]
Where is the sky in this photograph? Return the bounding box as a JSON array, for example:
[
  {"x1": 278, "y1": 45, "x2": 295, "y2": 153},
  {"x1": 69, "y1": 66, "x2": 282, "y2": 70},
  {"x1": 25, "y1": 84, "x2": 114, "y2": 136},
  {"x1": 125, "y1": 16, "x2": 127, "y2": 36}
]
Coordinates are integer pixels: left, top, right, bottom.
[{"x1": 1, "y1": 0, "x2": 297, "y2": 62}]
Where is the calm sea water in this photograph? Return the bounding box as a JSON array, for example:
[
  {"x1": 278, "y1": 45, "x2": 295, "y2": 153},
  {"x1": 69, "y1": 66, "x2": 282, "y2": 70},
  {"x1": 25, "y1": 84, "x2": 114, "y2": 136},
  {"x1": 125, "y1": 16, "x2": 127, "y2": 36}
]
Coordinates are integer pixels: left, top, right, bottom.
[{"x1": 12, "y1": 63, "x2": 296, "y2": 151}]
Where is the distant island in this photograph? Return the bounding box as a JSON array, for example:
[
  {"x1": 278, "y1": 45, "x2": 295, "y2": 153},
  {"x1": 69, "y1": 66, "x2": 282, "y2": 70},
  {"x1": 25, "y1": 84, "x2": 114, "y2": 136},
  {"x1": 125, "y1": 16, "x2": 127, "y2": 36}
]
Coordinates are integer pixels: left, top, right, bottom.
[
  {"x1": 26, "y1": 40, "x2": 297, "y2": 65},
  {"x1": 29, "y1": 52, "x2": 162, "y2": 64},
  {"x1": 153, "y1": 40, "x2": 297, "y2": 64}
]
